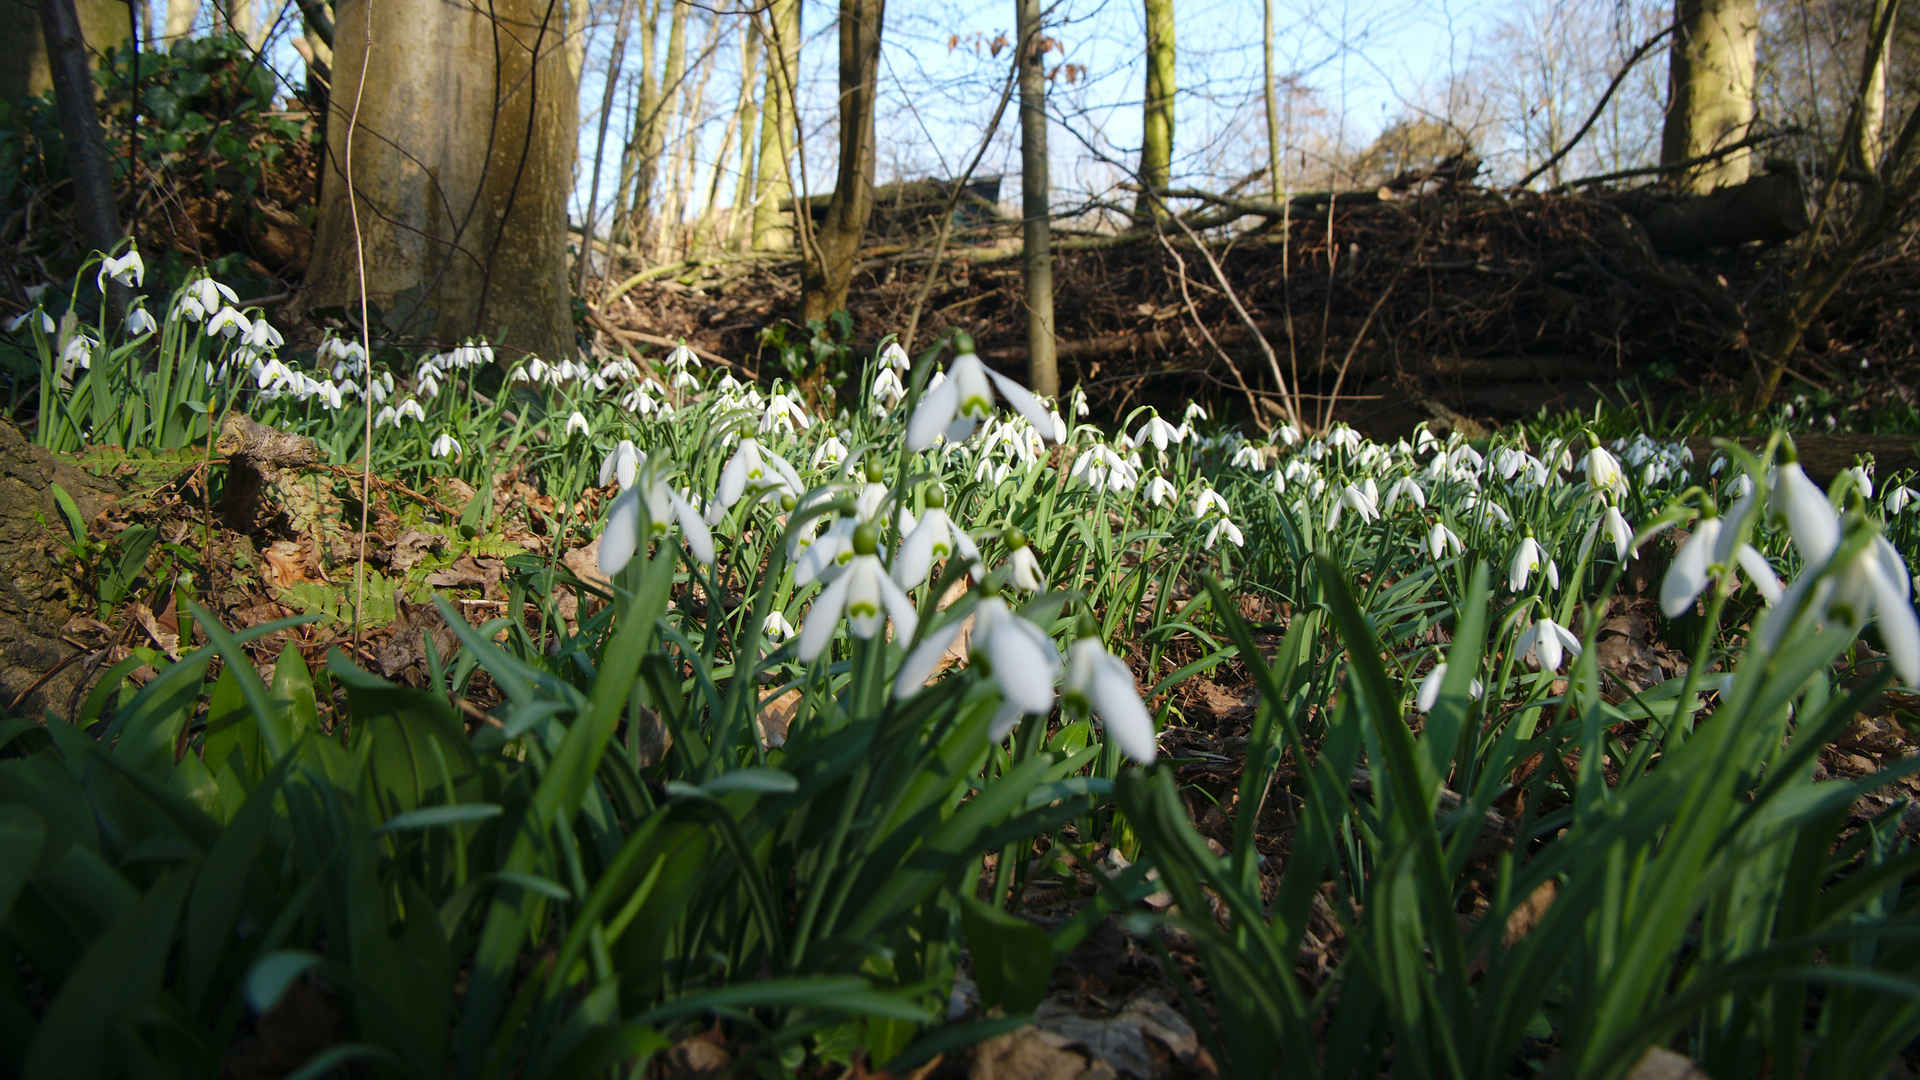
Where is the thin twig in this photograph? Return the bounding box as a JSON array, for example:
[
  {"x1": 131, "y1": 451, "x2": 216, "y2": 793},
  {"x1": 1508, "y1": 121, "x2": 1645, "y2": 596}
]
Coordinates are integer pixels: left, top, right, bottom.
[{"x1": 348, "y1": 0, "x2": 374, "y2": 649}]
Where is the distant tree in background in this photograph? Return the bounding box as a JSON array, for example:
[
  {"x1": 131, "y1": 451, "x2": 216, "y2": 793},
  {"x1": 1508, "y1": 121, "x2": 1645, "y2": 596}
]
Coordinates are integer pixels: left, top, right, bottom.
[
  {"x1": 1016, "y1": 0, "x2": 1057, "y2": 397},
  {"x1": 1663, "y1": 0, "x2": 1760, "y2": 190},
  {"x1": 304, "y1": 0, "x2": 579, "y2": 361},
  {"x1": 1135, "y1": 0, "x2": 1174, "y2": 221},
  {"x1": 3, "y1": 0, "x2": 127, "y2": 102},
  {"x1": 752, "y1": 0, "x2": 799, "y2": 252},
  {"x1": 801, "y1": 0, "x2": 885, "y2": 322}
]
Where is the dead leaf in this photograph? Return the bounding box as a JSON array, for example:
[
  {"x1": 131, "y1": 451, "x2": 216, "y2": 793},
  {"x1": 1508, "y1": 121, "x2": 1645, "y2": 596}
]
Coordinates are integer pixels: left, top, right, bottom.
[
  {"x1": 1503, "y1": 879, "x2": 1557, "y2": 946},
  {"x1": 128, "y1": 602, "x2": 180, "y2": 660},
  {"x1": 1624, "y1": 1046, "x2": 1709, "y2": 1080},
  {"x1": 388, "y1": 529, "x2": 446, "y2": 573},
  {"x1": 425, "y1": 556, "x2": 504, "y2": 591}
]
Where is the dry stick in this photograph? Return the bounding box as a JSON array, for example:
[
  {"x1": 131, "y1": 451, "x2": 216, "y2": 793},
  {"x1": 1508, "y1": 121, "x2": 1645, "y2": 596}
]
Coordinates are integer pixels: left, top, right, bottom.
[
  {"x1": 1513, "y1": 22, "x2": 1674, "y2": 193},
  {"x1": 1143, "y1": 185, "x2": 1304, "y2": 431},
  {"x1": 1152, "y1": 229, "x2": 1265, "y2": 422},
  {"x1": 348, "y1": 0, "x2": 374, "y2": 650},
  {"x1": 901, "y1": 55, "x2": 1020, "y2": 353}
]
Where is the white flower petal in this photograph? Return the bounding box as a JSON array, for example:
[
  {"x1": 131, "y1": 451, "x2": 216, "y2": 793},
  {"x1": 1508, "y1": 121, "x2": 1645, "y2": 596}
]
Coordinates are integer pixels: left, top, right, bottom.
[{"x1": 798, "y1": 571, "x2": 855, "y2": 662}]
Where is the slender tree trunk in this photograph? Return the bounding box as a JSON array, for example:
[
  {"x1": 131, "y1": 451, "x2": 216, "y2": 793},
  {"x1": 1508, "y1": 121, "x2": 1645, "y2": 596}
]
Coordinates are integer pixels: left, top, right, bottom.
[
  {"x1": 1016, "y1": 0, "x2": 1056, "y2": 397},
  {"x1": 1661, "y1": 0, "x2": 1758, "y2": 192},
  {"x1": 1135, "y1": 0, "x2": 1174, "y2": 220},
  {"x1": 577, "y1": 0, "x2": 634, "y2": 290},
  {"x1": 751, "y1": 0, "x2": 798, "y2": 251},
  {"x1": 728, "y1": 15, "x2": 761, "y2": 250},
  {"x1": 612, "y1": 0, "x2": 658, "y2": 249},
  {"x1": 801, "y1": 0, "x2": 884, "y2": 322},
  {"x1": 630, "y1": 0, "x2": 686, "y2": 258},
  {"x1": 1263, "y1": 0, "x2": 1281, "y2": 201},
  {"x1": 306, "y1": 0, "x2": 579, "y2": 361},
  {"x1": 695, "y1": 13, "x2": 749, "y2": 250},
  {"x1": 660, "y1": 2, "x2": 712, "y2": 255},
  {"x1": 38, "y1": 0, "x2": 123, "y2": 264},
  {"x1": 1858, "y1": 0, "x2": 1890, "y2": 167}
]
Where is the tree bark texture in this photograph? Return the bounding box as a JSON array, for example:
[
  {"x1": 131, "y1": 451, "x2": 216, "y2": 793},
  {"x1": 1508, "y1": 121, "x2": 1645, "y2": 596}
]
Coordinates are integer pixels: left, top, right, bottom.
[
  {"x1": 628, "y1": 0, "x2": 686, "y2": 257},
  {"x1": 4, "y1": 0, "x2": 128, "y2": 102},
  {"x1": 1016, "y1": 0, "x2": 1057, "y2": 397},
  {"x1": 35, "y1": 0, "x2": 124, "y2": 262},
  {"x1": 752, "y1": 0, "x2": 799, "y2": 251},
  {"x1": 1136, "y1": 0, "x2": 1174, "y2": 220},
  {"x1": 801, "y1": 0, "x2": 884, "y2": 322},
  {"x1": 725, "y1": 16, "x2": 761, "y2": 249},
  {"x1": 1661, "y1": 0, "x2": 1758, "y2": 192},
  {"x1": 306, "y1": 0, "x2": 579, "y2": 362}
]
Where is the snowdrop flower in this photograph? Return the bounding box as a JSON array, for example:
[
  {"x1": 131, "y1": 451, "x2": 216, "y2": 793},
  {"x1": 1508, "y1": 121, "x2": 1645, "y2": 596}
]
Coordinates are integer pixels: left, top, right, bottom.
[
  {"x1": 59, "y1": 333, "x2": 95, "y2": 375},
  {"x1": 1508, "y1": 535, "x2": 1558, "y2": 593},
  {"x1": 797, "y1": 523, "x2": 917, "y2": 663},
  {"x1": 894, "y1": 596, "x2": 1058, "y2": 741},
  {"x1": 181, "y1": 276, "x2": 238, "y2": 319},
  {"x1": 599, "y1": 439, "x2": 643, "y2": 490},
  {"x1": 812, "y1": 435, "x2": 849, "y2": 471},
  {"x1": 1582, "y1": 503, "x2": 1636, "y2": 562},
  {"x1": 879, "y1": 339, "x2": 911, "y2": 372},
  {"x1": 763, "y1": 392, "x2": 811, "y2": 435},
  {"x1": 1228, "y1": 443, "x2": 1265, "y2": 470},
  {"x1": 395, "y1": 398, "x2": 426, "y2": 425},
  {"x1": 1144, "y1": 474, "x2": 1178, "y2": 508},
  {"x1": 1428, "y1": 521, "x2": 1464, "y2": 560},
  {"x1": 416, "y1": 369, "x2": 442, "y2": 399},
  {"x1": 1383, "y1": 475, "x2": 1426, "y2": 514},
  {"x1": 1204, "y1": 516, "x2": 1245, "y2": 550},
  {"x1": 763, "y1": 611, "x2": 796, "y2": 644},
  {"x1": 1192, "y1": 486, "x2": 1230, "y2": 521},
  {"x1": 1771, "y1": 450, "x2": 1840, "y2": 565},
  {"x1": 1064, "y1": 623, "x2": 1157, "y2": 764},
  {"x1": 1755, "y1": 516, "x2": 1917, "y2": 685},
  {"x1": 1659, "y1": 509, "x2": 1782, "y2": 618},
  {"x1": 6, "y1": 310, "x2": 54, "y2": 334},
  {"x1": 241, "y1": 317, "x2": 283, "y2": 352},
  {"x1": 894, "y1": 487, "x2": 983, "y2": 589},
  {"x1": 124, "y1": 304, "x2": 157, "y2": 337},
  {"x1": 1843, "y1": 465, "x2": 1874, "y2": 500},
  {"x1": 206, "y1": 306, "x2": 252, "y2": 339},
  {"x1": 98, "y1": 248, "x2": 144, "y2": 290},
  {"x1": 1002, "y1": 527, "x2": 1047, "y2": 593},
  {"x1": 1070, "y1": 444, "x2": 1139, "y2": 494},
  {"x1": 1887, "y1": 485, "x2": 1917, "y2": 516},
  {"x1": 871, "y1": 367, "x2": 906, "y2": 412},
  {"x1": 1325, "y1": 482, "x2": 1379, "y2": 531},
  {"x1": 599, "y1": 462, "x2": 716, "y2": 573},
  {"x1": 906, "y1": 335, "x2": 1057, "y2": 452},
  {"x1": 1516, "y1": 616, "x2": 1581, "y2": 671},
  {"x1": 564, "y1": 410, "x2": 591, "y2": 439},
  {"x1": 710, "y1": 437, "x2": 804, "y2": 523},
  {"x1": 1414, "y1": 662, "x2": 1484, "y2": 712},
  {"x1": 1130, "y1": 412, "x2": 1183, "y2": 454},
  {"x1": 430, "y1": 433, "x2": 461, "y2": 460},
  {"x1": 1581, "y1": 441, "x2": 1627, "y2": 499},
  {"x1": 1271, "y1": 422, "x2": 1302, "y2": 447}
]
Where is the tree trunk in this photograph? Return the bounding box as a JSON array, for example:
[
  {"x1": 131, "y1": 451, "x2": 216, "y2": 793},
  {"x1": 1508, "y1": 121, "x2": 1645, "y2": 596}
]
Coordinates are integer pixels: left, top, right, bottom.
[
  {"x1": 725, "y1": 14, "x2": 761, "y2": 250},
  {"x1": 630, "y1": 0, "x2": 686, "y2": 258},
  {"x1": 305, "y1": 0, "x2": 579, "y2": 362},
  {"x1": 1016, "y1": 0, "x2": 1057, "y2": 397},
  {"x1": 4, "y1": 0, "x2": 129, "y2": 102},
  {"x1": 800, "y1": 0, "x2": 884, "y2": 322},
  {"x1": 164, "y1": 0, "x2": 195, "y2": 43},
  {"x1": 1135, "y1": 0, "x2": 1173, "y2": 220},
  {"x1": 662, "y1": 4, "x2": 716, "y2": 255},
  {"x1": 611, "y1": 0, "x2": 658, "y2": 250},
  {"x1": 751, "y1": 0, "x2": 799, "y2": 251},
  {"x1": 1661, "y1": 0, "x2": 1758, "y2": 192},
  {"x1": 1263, "y1": 0, "x2": 1281, "y2": 202},
  {"x1": 36, "y1": 0, "x2": 123, "y2": 265},
  {"x1": 576, "y1": 0, "x2": 635, "y2": 290}
]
